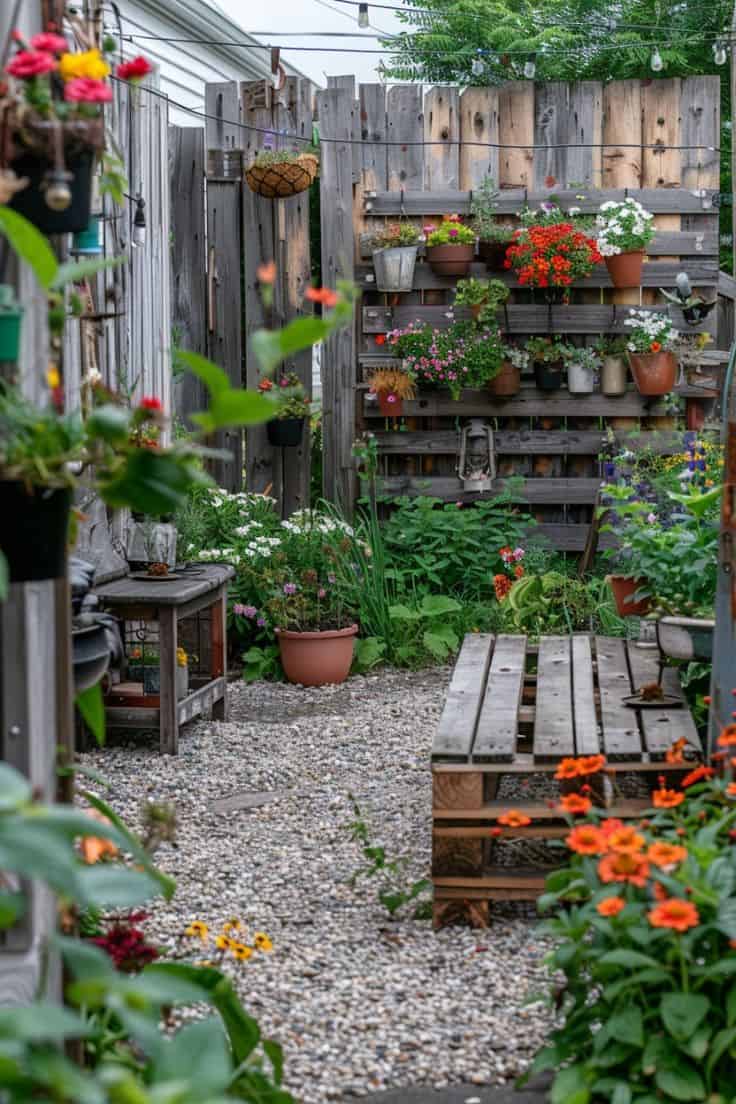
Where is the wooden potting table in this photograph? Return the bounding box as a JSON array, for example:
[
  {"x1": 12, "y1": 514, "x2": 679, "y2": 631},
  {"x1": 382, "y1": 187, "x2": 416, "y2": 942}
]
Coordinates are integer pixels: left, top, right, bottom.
[
  {"x1": 96, "y1": 564, "x2": 234, "y2": 754},
  {"x1": 431, "y1": 633, "x2": 702, "y2": 928}
]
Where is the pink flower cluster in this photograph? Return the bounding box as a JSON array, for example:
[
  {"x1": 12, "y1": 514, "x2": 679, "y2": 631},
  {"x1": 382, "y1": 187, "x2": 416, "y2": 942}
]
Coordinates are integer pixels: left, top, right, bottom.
[{"x1": 500, "y1": 547, "x2": 525, "y2": 565}]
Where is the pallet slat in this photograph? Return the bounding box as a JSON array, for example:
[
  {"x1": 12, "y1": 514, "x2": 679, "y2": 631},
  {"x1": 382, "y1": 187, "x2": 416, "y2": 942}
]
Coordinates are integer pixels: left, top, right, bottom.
[
  {"x1": 534, "y1": 636, "x2": 575, "y2": 761},
  {"x1": 595, "y1": 635, "x2": 643, "y2": 759},
  {"x1": 432, "y1": 633, "x2": 494, "y2": 761},
  {"x1": 363, "y1": 303, "x2": 711, "y2": 335},
  {"x1": 626, "y1": 643, "x2": 701, "y2": 759},
  {"x1": 572, "y1": 634, "x2": 599, "y2": 755},
  {"x1": 473, "y1": 635, "x2": 527, "y2": 762},
  {"x1": 365, "y1": 187, "x2": 718, "y2": 216},
  {"x1": 372, "y1": 429, "x2": 688, "y2": 457}
]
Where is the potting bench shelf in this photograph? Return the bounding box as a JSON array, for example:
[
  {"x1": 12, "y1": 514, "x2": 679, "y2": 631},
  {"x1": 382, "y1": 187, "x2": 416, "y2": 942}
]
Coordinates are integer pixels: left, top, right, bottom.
[
  {"x1": 431, "y1": 632, "x2": 701, "y2": 928},
  {"x1": 95, "y1": 564, "x2": 234, "y2": 754}
]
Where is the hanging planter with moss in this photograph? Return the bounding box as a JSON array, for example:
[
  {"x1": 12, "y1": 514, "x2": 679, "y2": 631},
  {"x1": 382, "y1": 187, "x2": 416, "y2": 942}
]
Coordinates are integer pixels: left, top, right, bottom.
[
  {"x1": 0, "y1": 285, "x2": 23, "y2": 363},
  {"x1": 245, "y1": 150, "x2": 319, "y2": 198}
]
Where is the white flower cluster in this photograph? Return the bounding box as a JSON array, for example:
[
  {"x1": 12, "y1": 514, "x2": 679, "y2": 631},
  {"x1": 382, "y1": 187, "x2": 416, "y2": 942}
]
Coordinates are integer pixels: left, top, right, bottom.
[
  {"x1": 624, "y1": 308, "x2": 677, "y2": 353},
  {"x1": 563, "y1": 346, "x2": 599, "y2": 371},
  {"x1": 240, "y1": 535, "x2": 282, "y2": 560},
  {"x1": 196, "y1": 547, "x2": 242, "y2": 565},
  {"x1": 282, "y1": 510, "x2": 355, "y2": 538},
  {"x1": 595, "y1": 198, "x2": 654, "y2": 257},
  {"x1": 504, "y1": 345, "x2": 530, "y2": 369},
  {"x1": 234, "y1": 522, "x2": 263, "y2": 537}
]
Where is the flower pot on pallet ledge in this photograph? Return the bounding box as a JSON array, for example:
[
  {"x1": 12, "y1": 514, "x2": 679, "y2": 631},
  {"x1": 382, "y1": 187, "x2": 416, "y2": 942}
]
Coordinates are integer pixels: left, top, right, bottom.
[
  {"x1": 372, "y1": 246, "x2": 418, "y2": 293},
  {"x1": 604, "y1": 250, "x2": 645, "y2": 289},
  {"x1": 488, "y1": 360, "x2": 520, "y2": 397},
  {"x1": 629, "y1": 350, "x2": 677, "y2": 397},
  {"x1": 600, "y1": 355, "x2": 628, "y2": 396},
  {"x1": 608, "y1": 574, "x2": 651, "y2": 618},
  {"x1": 0, "y1": 482, "x2": 71, "y2": 583},
  {"x1": 276, "y1": 624, "x2": 358, "y2": 686},
  {"x1": 9, "y1": 149, "x2": 96, "y2": 235},
  {"x1": 267, "y1": 417, "x2": 304, "y2": 447},
  {"x1": 425, "y1": 243, "x2": 475, "y2": 277},
  {"x1": 567, "y1": 362, "x2": 596, "y2": 394},
  {"x1": 533, "y1": 360, "x2": 564, "y2": 392},
  {"x1": 656, "y1": 616, "x2": 715, "y2": 662},
  {"x1": 377, "y1": 391, "x2": 403, "y2": 416}
]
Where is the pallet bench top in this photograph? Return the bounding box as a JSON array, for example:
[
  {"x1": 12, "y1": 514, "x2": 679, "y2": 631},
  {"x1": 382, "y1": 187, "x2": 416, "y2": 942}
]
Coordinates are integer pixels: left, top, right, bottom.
[{"x1": 431, "y1": 633, "x2": 699, "y2": 766}]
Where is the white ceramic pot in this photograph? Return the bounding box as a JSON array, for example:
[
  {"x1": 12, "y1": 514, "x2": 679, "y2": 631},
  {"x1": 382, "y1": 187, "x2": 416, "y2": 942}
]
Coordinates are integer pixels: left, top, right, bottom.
[
  {"x1": 176, "y1": 665, "x2": 189, "y2": 699},
  {"x1": 567, "y1": 361, "x2": 595, "y2": 394},
  {"x1": 656, "y1": 616, "x2": 715, "y2": 662}
]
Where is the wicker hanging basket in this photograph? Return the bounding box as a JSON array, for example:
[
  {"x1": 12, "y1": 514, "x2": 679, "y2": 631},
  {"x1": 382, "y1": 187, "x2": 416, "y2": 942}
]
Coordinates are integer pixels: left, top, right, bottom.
[{"x1": 245, "y1": 153, "x2": 319, "y2": 199}]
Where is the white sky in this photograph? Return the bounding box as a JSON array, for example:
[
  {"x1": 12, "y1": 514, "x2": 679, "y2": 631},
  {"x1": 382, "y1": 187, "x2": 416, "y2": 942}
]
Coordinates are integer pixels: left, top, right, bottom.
[{"x1": 217, "y1": 0, "x2": 405, "y2": 86}]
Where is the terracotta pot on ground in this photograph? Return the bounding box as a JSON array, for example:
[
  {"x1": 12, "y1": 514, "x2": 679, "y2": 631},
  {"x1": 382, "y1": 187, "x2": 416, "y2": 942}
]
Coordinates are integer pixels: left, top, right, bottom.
[
  {"x1": 608, "y1": 574, "x2": 651, "y2": 618},
  {"x1": 478, "y1": 240, "x2": 509, "y2": 270},
  {"x1": 425, "y1": 243, "x2": 475, "y2": 277},
  {"x1": 488, "y1": 360, "x2": 521, "y2": 397},
  {"x1": 628, "y1": 350, "x2": 677, "y2": 396},
  {"x1": 601, "y1": 356, "x2": 628, "y2": 396},
  {"x1": 377, "y1": 391, "x2": 403, "y2": 416},
  {"x1": 276, "y1": 625, "x2": 358, "y2": 687},
  {"x1": 604, "y1": 250, "x2": 645, "y2": 289}
]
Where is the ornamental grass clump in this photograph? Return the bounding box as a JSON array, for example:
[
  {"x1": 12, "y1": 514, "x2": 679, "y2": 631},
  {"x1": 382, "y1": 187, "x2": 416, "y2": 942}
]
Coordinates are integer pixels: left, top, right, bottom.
[{"x1": 527, "y1": 747, "x2": 736, "y2": 1104}]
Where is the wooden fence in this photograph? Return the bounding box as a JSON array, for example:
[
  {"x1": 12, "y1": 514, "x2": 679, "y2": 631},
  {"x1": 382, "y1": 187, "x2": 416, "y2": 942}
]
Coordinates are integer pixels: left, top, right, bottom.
[{"x1": 317, "y1": 76, "x2": 724, "y2": 546}]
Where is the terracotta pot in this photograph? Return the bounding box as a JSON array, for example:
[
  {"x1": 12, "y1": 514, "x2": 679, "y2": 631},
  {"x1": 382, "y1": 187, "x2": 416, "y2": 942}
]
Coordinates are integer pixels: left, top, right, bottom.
[
  {"x1": 478, "y1": 239, "x2": 509, "y2": 270},
  {"x1": 604, "y1": 250, "x2": 645, "y2": 289},
  {"x1": 608, "y1": 574, "x2": 651, "y2": 618},
  {"x1": 470, "y1": 302, "x2": 484, "y2": 321},
  {"x1": 628, "y1": 350, "x2": 677, "y2": 396},
  {"x1": 377, "y1": 391, "x2": 403, "y2": 416},
  {"x1": 601, "y1": 355, "x2": 628, "y2": 396},
  {"x1": 534, "y1": 360, "x2": 564, "y2": 392},
  {"x1": 488, "y1": 360, "x2": 521, "y2": 397},
  {"x1": 686, "y1": 399, "x2": 705, "y2": 431},
  {"x1": 425, "y1": 243, "x2": 474, "y2": 277},
  {"x1": 276, "y1": 624, "x2": 358, "y2": 686}
]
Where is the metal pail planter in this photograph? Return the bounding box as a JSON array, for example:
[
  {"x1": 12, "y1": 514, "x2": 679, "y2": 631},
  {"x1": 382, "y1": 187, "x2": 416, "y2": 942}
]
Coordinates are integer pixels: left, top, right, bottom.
[{"x1": 372, "y1": 246, "x2": 418, "y2": 293}]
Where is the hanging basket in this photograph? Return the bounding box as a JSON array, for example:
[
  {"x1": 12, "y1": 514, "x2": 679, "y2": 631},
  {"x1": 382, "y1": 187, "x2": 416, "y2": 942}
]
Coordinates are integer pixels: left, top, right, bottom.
[{"x1": 245, "y1": 153, "x2": 319, "y2": 199}]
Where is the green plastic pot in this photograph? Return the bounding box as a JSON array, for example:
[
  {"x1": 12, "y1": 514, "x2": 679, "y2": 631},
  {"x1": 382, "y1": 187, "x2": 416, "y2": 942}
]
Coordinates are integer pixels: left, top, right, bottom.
[
  {"x1": 0, "y1": 285, "x2": 23, "y2": 363},
  {"x1": 72, "y1": 215, "x2": 103, "y2": 255}
]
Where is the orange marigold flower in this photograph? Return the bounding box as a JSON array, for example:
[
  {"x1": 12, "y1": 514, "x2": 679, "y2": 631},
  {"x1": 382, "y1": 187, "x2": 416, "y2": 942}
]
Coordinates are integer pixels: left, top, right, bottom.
[
  {"x1": 600, "y1": 818, "x2": 624, "y2": 838},
  {"x1": 647, "y1": 842, "x2": 688, "y2": 869},
  {"x1": 681, "y1": 765, "x2": 715, "y2": 788},
  {"x1": 566, "y1": 824, "x2": 608, "y2": 855},
  {"x1": 598, "y1": 851, "x2": 650, "y2": 887},
  {"x1": 578, "y1": 754, "x2": 606, "y2": 776},
  {"x1": 648, "y1": 897, "x2": 699, "y2": 932},
  {"x1": 718, "y1": 725, "x2": 736, "y2": 747},
  {"x1": 597, "y1": 896, "x2": 626, "y2": 917},
  {"x1": 559, "y1": 793, "x2": 592, "y2": 816},
  {"x1": 305, "y1": 286, "x2": 339, "y2": 307},
  {"x1": 652, "y1": 788, "x2": 685, "y2": 809},
  {"x1": 554, "y1": 758, "x2": 581, "y2": 781},
  {"x1": 256, "y1": 260, "x2": 276, "y2": 284},
  {"x1": 497, "y1": 809, "x2": 532, "y2": 828},
  {"x1": 665, "y1": 738, "x2": 686, "y2": 764},
  {"x1": 608, "y1": 826, "x2": 646, "y2": 854}
]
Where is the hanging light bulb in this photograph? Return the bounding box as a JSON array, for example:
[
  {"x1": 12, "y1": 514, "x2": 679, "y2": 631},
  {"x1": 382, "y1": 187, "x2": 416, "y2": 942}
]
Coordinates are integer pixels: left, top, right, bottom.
[
  {"x1": 43, "y1": 168, "x2": 73, "y2": 211},
  {"x1": 650, "y1": 47, "x2": 664, "y2": 72},
  {"x1": 132, "y1": 195, "x2": 147, "y2": 248},
  {"x1": 471, "y1": 52, "x2": 485, "y2": 78},
  {"x1": 523, "y1": 55, "x2": 536, "y2": 79},
  {"x1": 713, "y1": 40, "x2": 728, "y2": 66},
  {"x1": 357, "y1": 3, "x2": 369, "y2": 28}
]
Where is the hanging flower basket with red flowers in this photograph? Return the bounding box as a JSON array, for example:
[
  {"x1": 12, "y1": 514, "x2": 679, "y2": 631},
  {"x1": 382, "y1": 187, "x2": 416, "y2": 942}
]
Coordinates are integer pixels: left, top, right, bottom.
[{"x1": 504, "y1": 222, "x2": 602, "y2": 299}]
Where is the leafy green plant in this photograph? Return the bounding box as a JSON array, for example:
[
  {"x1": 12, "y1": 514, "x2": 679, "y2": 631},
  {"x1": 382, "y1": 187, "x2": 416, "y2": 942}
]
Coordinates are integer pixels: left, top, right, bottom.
[
  {"x1": 454, "y1": 276, "x2": 509, "y2": 310},
  {"x1": 347, "y1": 793, "x2": 430, "y2": 918},
  {"x1": 371, "y1": 222, "x2": 422, "y2": 249},
  {"x1": 470, "y1": 177, "x2": 515, "y2": 243},
  {"x1": 424, "y1": 214, "x2": 475, "y2": 246},
  {"x1": 389, "y1": 593, "x2": 463, "y2": 663},
  {"x1": 242, "y1": 644, "x2": 282, "y2": 683}
]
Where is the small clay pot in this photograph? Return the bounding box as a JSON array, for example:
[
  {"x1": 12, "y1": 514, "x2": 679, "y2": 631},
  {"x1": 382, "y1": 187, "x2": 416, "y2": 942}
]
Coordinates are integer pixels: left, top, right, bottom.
[
  {"x1": 276, "y1": 625, "x2": 358, "y2": 686},
  {"x1": 604, "y1": 250, "x2": 645, "y2": 289},
  {"x1": 377, "y1": 391, "x2": 403, "y2": 416},
  {"x1": 425, "y1": 243, "x2": 475, "y2": 277},
  {"x1": 628, "y1": 350, "x2": 677, "y2": 396},
  {"x1": 608, "y1": 574, "x2": 651, "y2": 618},
  {"x1": 488, "y1": 361, "x2": 521, "y2": 397}
]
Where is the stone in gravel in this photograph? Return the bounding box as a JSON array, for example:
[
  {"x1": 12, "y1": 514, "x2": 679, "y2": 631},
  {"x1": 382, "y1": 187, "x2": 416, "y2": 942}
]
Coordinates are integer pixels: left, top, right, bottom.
[{"x1": 211, "y1": 789, "x2": 293, "y2": 813}]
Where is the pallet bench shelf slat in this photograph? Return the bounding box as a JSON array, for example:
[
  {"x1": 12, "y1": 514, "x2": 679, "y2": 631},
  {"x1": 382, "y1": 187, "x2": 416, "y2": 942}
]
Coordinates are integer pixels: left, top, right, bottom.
[{"x1": 364, "y1": 187, "x2": 719, "y2": 217}]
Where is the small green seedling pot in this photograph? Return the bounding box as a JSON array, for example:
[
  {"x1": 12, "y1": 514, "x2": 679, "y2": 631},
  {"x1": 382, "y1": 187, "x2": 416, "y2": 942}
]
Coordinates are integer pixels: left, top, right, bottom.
[{"x1": 0, "y1": 285, "x2": 23, "y2": 363}]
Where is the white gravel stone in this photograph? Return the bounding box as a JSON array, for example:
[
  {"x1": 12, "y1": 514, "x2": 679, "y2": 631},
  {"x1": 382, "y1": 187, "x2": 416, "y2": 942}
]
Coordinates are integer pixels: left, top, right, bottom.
[{"x1": 78, "y1": 668, "x2": 553, "y2": 1101}]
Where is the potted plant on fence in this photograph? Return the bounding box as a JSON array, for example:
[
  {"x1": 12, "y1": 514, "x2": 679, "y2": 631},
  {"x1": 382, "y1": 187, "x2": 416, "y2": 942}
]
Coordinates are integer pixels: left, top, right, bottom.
[
  {"x1": 493, "y1": 343, "x2": 528, "y2": 397},
  {"x1": 471, "y1": 177, "x2": 516, "y2": 270},
  {"x1": 371, "y1": 222, "x2": 422, "y2": 293},
  {"x1": 424, "y1": 214, "x2": 476, "y2": 276},
  {"x1": 595, "y1": 196, "x2": 655, "y2": 288},
  {"x1": 595, "y1": 335, "x2": 630, "y2": 396},
  {"x1": 261, "y1": 372, "x2": 311, "y2": 447},
  {"x1": 527, "y1": 336, "x2": 569, "y2": 392},
  {"x1": 389, "y1": 318, "x2": 505, "y2": 399},
  {"x1": 504, "y1": 219, "x2": 602, "y2": 301},
  {"x1": 244, "y1": 148, "x2": 319, "y2": 199},
  {"x1": 624, "y1": 309, "x2": 679, "y2": 396},
  {"x1": 562, "y1": 345, "x2": 599, "y2": 395},
  {"x1": 454, "y1": 275, "x2": 509, "y2": 320},
  {"x1": 367, "y1": 366, "x2": 416, "y2": 417}
]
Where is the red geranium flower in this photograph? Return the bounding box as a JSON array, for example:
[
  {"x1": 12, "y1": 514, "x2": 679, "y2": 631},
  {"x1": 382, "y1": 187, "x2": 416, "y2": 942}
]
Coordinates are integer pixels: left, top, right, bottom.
[
  {"x1": 375, "y1": 334, "x2": 387, "y2": 346},
  {"x1": 6, "y1": 49, "x2": 57, "y2": 78},
  {"x1": 117, "y1": 56, "x2": 153, "y2": 81},
  {"x1": 139, "y1": 395, "x2": 163, "y2": 412}
]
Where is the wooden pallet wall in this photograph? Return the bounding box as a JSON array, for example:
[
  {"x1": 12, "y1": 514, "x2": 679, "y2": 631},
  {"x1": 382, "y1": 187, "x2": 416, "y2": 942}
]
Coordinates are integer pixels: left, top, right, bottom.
[{"x1": 318, "y1": 77, "x2": 722, "y2": 547}]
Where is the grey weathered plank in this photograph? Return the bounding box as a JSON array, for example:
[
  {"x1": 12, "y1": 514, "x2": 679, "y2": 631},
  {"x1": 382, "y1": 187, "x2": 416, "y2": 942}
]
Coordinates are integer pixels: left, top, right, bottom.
[
  {"x1": 205, "y1": 81, "x2": 242, "y2": 150},
  {"x1": 365, "y1": 187, "x2": 718, "y2": 216},
  {"x1": 387, "y1": 85, "x2": 424, "y2": 190},
  {"x1": 327, "y1": 76, "x2": 361, "y2": 182},
  {"x1": 95, "y1": 564, "x2": 235, "y2": 606},
  {"x1": 572, "y1": 635, "x2": 599, "y2": 755},
  {"x1": 358, "y1": 231, "x2": 719, "y2": 260},
  {"x1": 424, "y1": 87, "x2": 460, "y2": 190},
  {"x1": 361, "y1": 475, "x2": 602, "y2": 505},
  {"x1": 373, "y1": 429, "x2": 684, "y2": 457},
  {"x1": 359, "y1": 84, "x2": 389, "y2": 195},
  {"x1": 626, "y1": 643, "x2": 701, "y2": 759},
  {"x1": 357, "y1": 258, "x2": 718, "y2": 289},
  {"x1": 596, "y1": 636, "x2": 642, "y2": 760},
  {"x1": 432, "y1": 634, "x2": 494, "y2": 762},
  {"x1": 534, "y1": 636, "x2": 574, "y2": 761},
  {"x1": 473, "y1": 635, "x2": 526, "y2": 762},
  {"x1": 459, "y1": 87, "x2": 499, "y2": 190},
  {"x1": 534, "y1": 81, "x2": 600, "y2": 190}
]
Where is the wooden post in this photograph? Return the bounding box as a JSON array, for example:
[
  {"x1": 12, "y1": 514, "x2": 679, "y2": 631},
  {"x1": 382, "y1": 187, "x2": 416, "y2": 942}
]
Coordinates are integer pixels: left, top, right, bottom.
[
  {"x1": 210, "y1": 594, "x2": 228, "y2": 721},
  {"x1": 158, "y1": 607, "x2": 178, "y2": 755}
]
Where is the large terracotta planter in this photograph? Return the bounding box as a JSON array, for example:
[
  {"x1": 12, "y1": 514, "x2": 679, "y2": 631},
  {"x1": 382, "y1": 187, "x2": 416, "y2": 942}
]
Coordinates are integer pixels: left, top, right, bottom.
[
  {"x1": 608, "y1": 574, "x2": 651, "y2": 618},
  {"x1": 478, "y1": 240, "x2": 510, "y2": 270},
  {"x1": 377, "y1": 391, "x2": 403, "y2": 416},
  {"x1": 601, "y1": 356, "x2": 628, "y2": 396},
  {"x1": 488, "y1": 360, "x2": 521, "y2": 397},
  {"x1": 425, "y1": 243, "x2": 474, "y2": 277},
  {"x1": 628, "y1": 350, "x2": 677, "y2": 396},
  {"x1": 276, "y1": 624, "x2": 358, "y2": 686},
  {"x1": 604, "y1": 250, "x2": 645, "y2": 289}
]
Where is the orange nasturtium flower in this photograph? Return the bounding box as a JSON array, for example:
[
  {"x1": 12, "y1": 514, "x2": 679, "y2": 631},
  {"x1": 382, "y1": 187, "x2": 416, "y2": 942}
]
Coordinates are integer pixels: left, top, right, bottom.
[
  {"x1": 305, "y1": 286, "x2": 340, "y2": 307},
  {"x1": 648, "y1": 897, "x2": 699, "y2": 932},
  {"x1": 577, "y1": 754, "x2": 606, "y2": 776},
  {"x1": 665, "y1": 738, "x2": 687, "y2": 764},
  {"x1": 256, "y1": 260, "x2": 277, "y2": 284},
  {"x1": 79, "y1": 809, "x2": 119, "y2": 864},
  {"x1": 566, "y1": 824, "x2": 608, "y2": 856},
  {"x1": 600, "y1": 818, "x2": 625, "y2": 839},
  {"x1": 607, "y1": 826, "x2": 646, "y2": 855},
  {"x1": 681, "y1": 765, "x2": 715, "y2": 788},
  {"x1": 598, "y1": 851, "x2": 650, "y2": 887},
  {"x1": 555, "y1": 758, "x2": 582, "y2": 781},
  {"x1": 559, "y1": 793, "x2": 592, "y2": 816},
  {"x1": 597, "y1": 896, "x2": 626, "y2": 917},
  {"x1": 497, "y1": 809, "x2": 532, "y2": 828},
  {"x1": 718, "y1": 725, "x2": 736, "y2": 747},
  {"x1": 652, "y1": 788, "x2": 685, "y2": 809},
  {"x1": 647, "y1": 842, "x2": 688, "y2": 869}
]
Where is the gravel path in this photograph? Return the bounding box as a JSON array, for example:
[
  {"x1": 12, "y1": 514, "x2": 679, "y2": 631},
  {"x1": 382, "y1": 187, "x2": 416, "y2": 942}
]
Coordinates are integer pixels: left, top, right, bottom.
[{"x1": 79, "y1": 669, "x2": 553, "y2": 1101}]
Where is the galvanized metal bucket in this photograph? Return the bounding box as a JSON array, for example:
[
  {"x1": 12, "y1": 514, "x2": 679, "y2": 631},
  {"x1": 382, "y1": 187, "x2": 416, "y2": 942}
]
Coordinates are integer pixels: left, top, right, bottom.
[{"x1": 372, "y1": 246, "x2": 418, "y2": 293}]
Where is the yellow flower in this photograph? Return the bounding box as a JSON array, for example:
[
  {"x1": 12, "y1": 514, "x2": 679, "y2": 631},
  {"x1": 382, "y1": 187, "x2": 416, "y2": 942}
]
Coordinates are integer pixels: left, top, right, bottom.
[
  {"x1": 215, "y1": 935, "x2": 232, "y2": 951},
  {"x1": 176, "y1": 646, "x2": 188, "y2": 668},
  {"x1": 254, "y1": 932, "x2": 273, "y2": 952},
  {"x1": 230, "y1": 942, "x2": 253, "y2": 961},
  {"x1": 185, "y1": 921, "x2": 209, "y2": 943},
  {"x1": 46, "y1": 366, "x2": 60, "y2": 389},
  {"x1": 59, "y1": 49, "x2": 110, "y2": 82},
  {"x1": 222, "y1": 918, "x2": 242, "y2": 933}
]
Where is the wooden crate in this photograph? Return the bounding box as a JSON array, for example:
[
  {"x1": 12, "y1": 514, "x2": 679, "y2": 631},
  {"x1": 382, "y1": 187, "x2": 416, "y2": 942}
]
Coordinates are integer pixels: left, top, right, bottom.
[{"x1": 431, "y1": 633, "x2": 702, "y2": 928}]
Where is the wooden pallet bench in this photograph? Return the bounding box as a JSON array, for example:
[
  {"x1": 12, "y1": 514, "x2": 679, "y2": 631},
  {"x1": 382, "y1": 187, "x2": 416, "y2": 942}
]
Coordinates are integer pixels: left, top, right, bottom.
[{"x1": 431, "y1": 633, "x2": 702, "y2": 928}]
